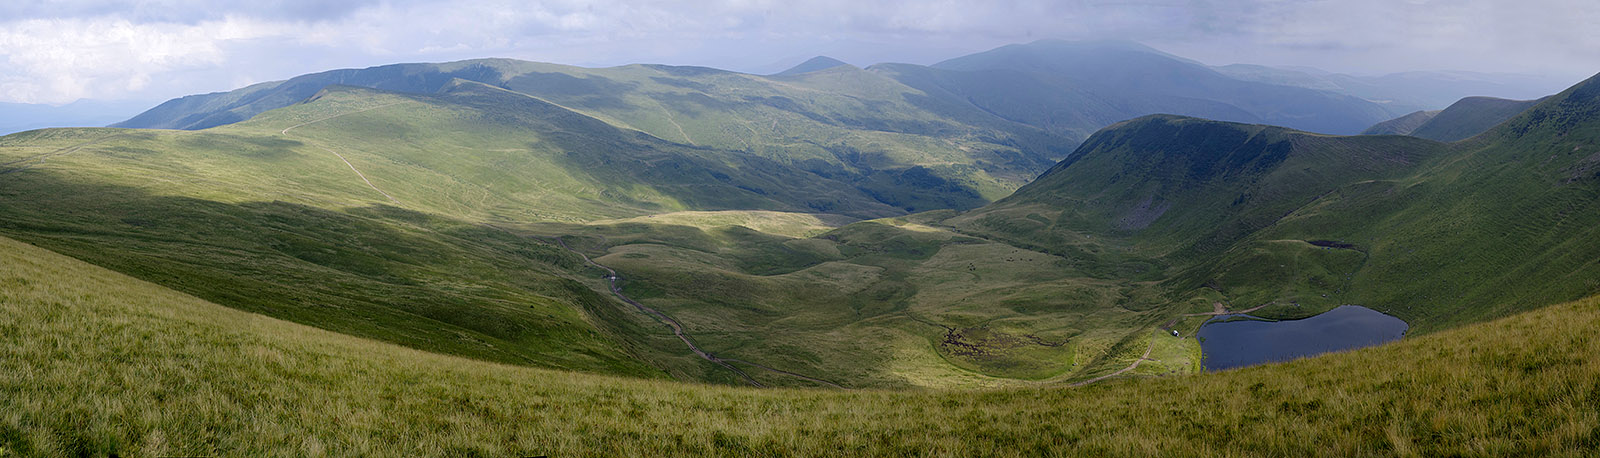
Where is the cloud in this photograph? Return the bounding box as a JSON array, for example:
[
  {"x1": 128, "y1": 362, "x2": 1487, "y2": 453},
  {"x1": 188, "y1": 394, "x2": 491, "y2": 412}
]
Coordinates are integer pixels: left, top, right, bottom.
[
  {"x1": 0, "y1": 0, "x2": 1594, "y2": 104},
  {"x1": 0, "y1": 16, "x2": 292, "y2": 103}
]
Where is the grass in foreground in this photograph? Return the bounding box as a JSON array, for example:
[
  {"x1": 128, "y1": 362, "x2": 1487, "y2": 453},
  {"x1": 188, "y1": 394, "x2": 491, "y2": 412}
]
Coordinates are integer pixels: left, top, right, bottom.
[{"x1": 3, "y1": 234, "x2": 1596, "y2": 456}]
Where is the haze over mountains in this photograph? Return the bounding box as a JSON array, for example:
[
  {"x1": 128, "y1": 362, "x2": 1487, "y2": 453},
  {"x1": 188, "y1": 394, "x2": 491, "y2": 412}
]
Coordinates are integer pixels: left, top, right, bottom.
[
  {"x1": 101, "y1": 40, "x2": 1567, "y2": 215},
  {"x1": 4, "y1": 33, "x2": 1600, "y2": 455},
  {"x1": 0, "y1": 99, "x2": 153, "y2": 136},
  {"x1": 1216, "y1": 65, "x2": 1570, "y2": 115},
  {"x1": 116, "y1": 40, "x2": 1549, "y2": 138}
]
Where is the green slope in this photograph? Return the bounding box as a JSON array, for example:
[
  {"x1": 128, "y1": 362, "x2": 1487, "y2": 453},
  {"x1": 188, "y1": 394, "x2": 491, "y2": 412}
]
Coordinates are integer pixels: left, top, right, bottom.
[
  {"x1": 517, "y1": 215, "x2": 1180, "y2": 388},
  {"x1": 11, "y1": 70, "x2": 1600, "y2": 390},
  {"x1": 1290, "y1": 74, "x2": 1600, "y2": 329},
  {"x1": 3, "y1": 84, "x2": 927, "y2": 381},
  {"x1": 112, "y1": 41, "x2": 1415, "y2": 210},
  {"x1": 0, "y1": 83, "x2": 1107, "y2": 389},
  {"x1": 2, "y1": 232, "x2": 1596, "y2": 456},
  {"x1": 1408, "y1": 95, "x2": 1543, "y2": 142},
  {"x1": 956, "y1": 115, "x2": 1448, "y2": 259},
  {"x1": 115, "y1": 57, "x2": 1077, "y2": 212},
  {"x1": 954, "y1": 73, "x2": 1600, "y2": 334},
  {"x1": 1360, "y1": 109, "x2": 1439, "y2": 135}
]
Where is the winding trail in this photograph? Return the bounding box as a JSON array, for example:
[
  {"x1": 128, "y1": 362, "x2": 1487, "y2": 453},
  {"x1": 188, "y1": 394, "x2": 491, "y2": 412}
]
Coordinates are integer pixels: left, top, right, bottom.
[
  {"x1": 1161, "y1": 301, "x2": 1278, "y2": 330},
  {"x1": 280, "y1": 103, "x2": 408, "y2": 205},
  {"x1": 1069, "y1": 339, "x2": 1157, "y2": 387},
  {"x1": 551, "y1": 237, "x2": 844, "y2": 389}
]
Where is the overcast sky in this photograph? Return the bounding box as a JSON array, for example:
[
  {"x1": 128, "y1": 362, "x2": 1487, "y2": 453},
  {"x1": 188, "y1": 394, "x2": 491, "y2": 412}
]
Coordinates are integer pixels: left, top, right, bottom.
[{"x1": 1, "y1": 0, "x2": 1596, "y2": 105}]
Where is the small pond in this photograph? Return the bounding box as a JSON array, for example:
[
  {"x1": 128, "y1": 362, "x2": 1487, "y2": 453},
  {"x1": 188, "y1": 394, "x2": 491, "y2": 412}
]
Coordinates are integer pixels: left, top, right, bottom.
[{"x1": 1197, "y1": 305, "x2": 1407, "y2": 371}]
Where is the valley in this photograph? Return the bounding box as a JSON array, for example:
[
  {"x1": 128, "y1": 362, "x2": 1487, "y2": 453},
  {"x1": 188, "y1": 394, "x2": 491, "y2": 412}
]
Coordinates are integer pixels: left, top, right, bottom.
[{"x1": 2, "y1": 33, "x2": 1598, "y2": 455}]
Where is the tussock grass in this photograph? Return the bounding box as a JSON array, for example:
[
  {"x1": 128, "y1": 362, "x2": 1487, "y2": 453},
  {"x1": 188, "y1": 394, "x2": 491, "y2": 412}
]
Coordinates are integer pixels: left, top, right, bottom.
[{"x1": 4, "y1": 234, "x2": 1596, "y2": 456}]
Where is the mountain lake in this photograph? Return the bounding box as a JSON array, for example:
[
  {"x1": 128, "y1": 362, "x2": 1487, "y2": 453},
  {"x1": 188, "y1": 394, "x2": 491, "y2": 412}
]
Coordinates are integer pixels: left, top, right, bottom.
[{"x1": 1197, "y1": 305, "x2": 1408, "y2": 370}]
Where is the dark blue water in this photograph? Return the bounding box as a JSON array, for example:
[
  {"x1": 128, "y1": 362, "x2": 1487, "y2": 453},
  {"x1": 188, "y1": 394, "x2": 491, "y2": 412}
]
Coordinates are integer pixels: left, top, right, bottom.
[{"x1": 1197, "y1": 305, "x2": 1407, "y2": 371}]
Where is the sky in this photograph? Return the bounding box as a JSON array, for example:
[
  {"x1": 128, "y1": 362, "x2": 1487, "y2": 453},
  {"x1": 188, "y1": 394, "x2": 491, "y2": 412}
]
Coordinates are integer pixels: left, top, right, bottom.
[{"x1": 0, "y1": 0, "x2": 1597, "y2": 105}]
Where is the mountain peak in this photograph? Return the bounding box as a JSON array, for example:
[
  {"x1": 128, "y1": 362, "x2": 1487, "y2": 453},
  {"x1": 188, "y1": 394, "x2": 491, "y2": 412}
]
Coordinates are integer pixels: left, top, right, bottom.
[{"x1": 774, "y1": 56, "x2": 852, "y2": 76}]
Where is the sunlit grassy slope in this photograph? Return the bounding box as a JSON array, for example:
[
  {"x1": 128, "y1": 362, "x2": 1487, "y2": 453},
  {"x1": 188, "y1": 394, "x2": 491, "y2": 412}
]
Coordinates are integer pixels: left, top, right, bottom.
[
  {"x1": 0, "y1": 82, "x2": 1148, "y2": 389},
  {"x1": 0, "y1": 86, "x2": 829, "y2": 379},
  {"x1": 3, "y1": 233, "x2": 1596, "y2": 456},
  {"x1": 522, "y1": 216, "x2": 1180, "y2": 388},
  {"x1": 116, "y1": 58, "x2": 1081, "y2": 211}
]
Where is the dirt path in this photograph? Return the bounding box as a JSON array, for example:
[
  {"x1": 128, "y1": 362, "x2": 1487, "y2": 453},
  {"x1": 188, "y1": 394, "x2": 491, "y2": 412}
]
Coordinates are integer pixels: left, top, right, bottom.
[
  {"x1": 310, "y1": 144, "x2": 400, "y2": 205},
  {"x1": 1190, "y1": 301, "x2": 1273, "y2": 318},
  {"x1": 1069, "y1": 339, "x2": 1157, "y2": 387},
  {"x1": 551, "y1": 237, "x2": 844, "y2": 389},
  {"x1": 652, "y1": 101, "x2": 695, "y2": 146},
  {"x1": 1161, "y1": 301, "x2": 1278, "y2": 330},
  {"x1": 280, "y1": 103, "x2": 408, "y2": 205}
]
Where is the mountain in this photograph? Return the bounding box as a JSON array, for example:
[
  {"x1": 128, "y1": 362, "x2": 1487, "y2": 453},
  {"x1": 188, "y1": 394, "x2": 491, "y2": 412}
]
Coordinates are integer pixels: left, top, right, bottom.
[
  {"x1": 105, "y1": 41, "x2": 1536, "y2": 219},
  {"x1": 957, "y1": 115, "x2": 1446, "y2": 261},
  {"x1": 113, "y1": 58, "x2": 1083, "y2": 212},
  {"x1": 958, "y1": 72, "x2": 1600, "y2": 333},
  {"x1": 1361, "y1": 110, "x2": 1439, "y2": 135},
  {"x1": 1216, "y1": 64, "x2": 1572, "y2": 114},
  {"x1": 773, "y1": 56, "x2": 852, "y2": 75},
  {"x1": 0, "y1": 83, "x2": 942, "y2": 380},
  {"x1": 1407, "y1": 96, "x2": 1544, "y2": 142},
  {"x1": 0, "y1": 99, "x2": 154, "y2": 135},
  {"x1": 927, "y1": 40, "x2": 1397, "y2": 135},
  {"x1": 10, "y1": 39, "x2": 1600, "y2": 390}
]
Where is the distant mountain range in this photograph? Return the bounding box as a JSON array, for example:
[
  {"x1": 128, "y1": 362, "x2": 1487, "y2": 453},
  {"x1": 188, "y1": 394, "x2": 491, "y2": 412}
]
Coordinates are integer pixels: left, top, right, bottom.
[
  {"x1": 773, "y1": 56, "x2": 852, "y2": 75},
  {"x1": 116, "y1": 40, "x2": 1412, "y2": 139},
  {"x1": 1215, "y1": 64, "x2": 1570, "y2": 115},
  {"x1": 101, "y1": 39, "x2": 1553, "y2": 218},
  {"x1": 1362, "y1": 96, "x2": 1547, "y2": 142}
]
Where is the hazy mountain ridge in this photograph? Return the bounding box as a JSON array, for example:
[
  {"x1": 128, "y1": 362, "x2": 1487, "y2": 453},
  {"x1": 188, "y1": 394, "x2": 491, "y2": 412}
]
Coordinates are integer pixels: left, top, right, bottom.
[
  {"x1": 774, "y1": 56, "x2": 852, "y2": 75},
  {"x1": 929, "y1": 40, "x2": 1397, "y2": 135},
  {"x1": 1216, "y1": 64, "x2": 1572, "y2": 114},
  {"x1": 1361, "y1": 110, "x2": 1439, "y2": 135},
  {"x1": 1407, "y1": 95, "x2": 1546, "y2": 142},
  {"x1": 960, "y1": 72, "x2": 1600, "y2": 332}
]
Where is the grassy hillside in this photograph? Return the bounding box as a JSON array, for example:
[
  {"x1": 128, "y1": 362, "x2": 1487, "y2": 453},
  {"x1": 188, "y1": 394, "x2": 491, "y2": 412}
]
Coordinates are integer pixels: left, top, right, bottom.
[
  {"x1": 0, "y1": 83, "x2": 1159, "y2": 388},
  {"x1": 9, "y1": 72, "x2": 1598, "y2": 391},
  {"x1": 1361, "y1": 109, "x2": 1439, "y2": 135},
  {"x1": 1408, "y1": 96, "x2": 1542, "y2": 142},
  {"x1": 517, "y1": 215, "x2": 1186, "y2": 388},
  {"x1": 956, "y1": 115, "x2": 1447, "y2": 259},
  {"x1": 113, "y1": 41, "x2": 1417, "y2": 209},
  {"x1": 113, "y1": 58, "x2": 1077, "y2": 211},
  {"x1": 951, "y1": 73, "x2": 1600, "y2": 334},
  {"x1": 3, "y1": 232, "x2": 1596, "y2": 456},
  {"x1": 3, "y1": 86, "x2": 902, "y2": 380}
]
